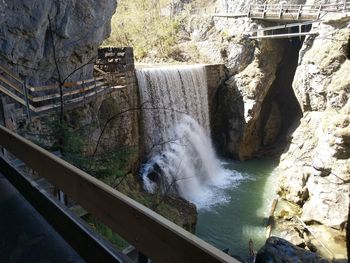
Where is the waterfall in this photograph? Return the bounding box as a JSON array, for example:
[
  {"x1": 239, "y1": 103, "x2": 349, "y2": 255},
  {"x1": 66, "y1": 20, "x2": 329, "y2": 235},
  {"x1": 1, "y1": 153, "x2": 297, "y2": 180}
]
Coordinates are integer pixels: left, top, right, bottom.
[{"x1": 136, "y1": 65, "x2": 241, "y2": 207}]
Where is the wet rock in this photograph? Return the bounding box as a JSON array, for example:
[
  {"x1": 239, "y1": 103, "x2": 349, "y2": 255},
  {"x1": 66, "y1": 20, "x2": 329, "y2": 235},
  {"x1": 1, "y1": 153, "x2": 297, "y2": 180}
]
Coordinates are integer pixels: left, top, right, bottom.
[{"x1": 256, "y1": 237, "x2": 329, "y2": 263}]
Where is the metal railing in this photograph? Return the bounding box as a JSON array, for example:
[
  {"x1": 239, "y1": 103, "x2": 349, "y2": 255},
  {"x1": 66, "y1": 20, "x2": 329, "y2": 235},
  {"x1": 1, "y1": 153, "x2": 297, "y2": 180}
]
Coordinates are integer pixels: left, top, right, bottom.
[{"x1": 0, "y1": 124, "x2": 239, "y2": 263}]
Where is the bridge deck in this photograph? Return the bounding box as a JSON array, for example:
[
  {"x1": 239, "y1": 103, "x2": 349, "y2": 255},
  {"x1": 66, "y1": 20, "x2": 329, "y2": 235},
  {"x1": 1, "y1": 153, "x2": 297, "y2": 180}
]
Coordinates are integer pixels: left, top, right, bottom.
[{"x1": 0, "y1": 172, "x2": 85, "y2": 263}]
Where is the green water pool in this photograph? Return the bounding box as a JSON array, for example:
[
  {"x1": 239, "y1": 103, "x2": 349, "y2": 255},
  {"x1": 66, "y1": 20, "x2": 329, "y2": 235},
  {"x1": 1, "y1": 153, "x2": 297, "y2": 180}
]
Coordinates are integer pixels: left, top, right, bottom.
[{"x1": 196, "y1": 158, "x2": 278, "y2": 261}]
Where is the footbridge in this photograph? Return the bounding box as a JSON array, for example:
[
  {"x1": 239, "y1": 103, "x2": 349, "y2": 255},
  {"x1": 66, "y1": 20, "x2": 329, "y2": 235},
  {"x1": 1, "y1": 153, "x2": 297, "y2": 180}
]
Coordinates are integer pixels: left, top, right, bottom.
[{"x1": 212, "y1": 1, "x2": 350, "y2": 39}]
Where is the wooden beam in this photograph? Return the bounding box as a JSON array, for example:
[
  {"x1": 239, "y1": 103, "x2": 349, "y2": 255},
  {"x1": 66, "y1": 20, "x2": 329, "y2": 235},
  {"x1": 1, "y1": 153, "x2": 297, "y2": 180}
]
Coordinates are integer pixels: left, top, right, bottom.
[
  {"x1": 0, "y1": 84, "x2": 36, "y2": 112},
  {"x1": 0, "y1": 157, "x2": 131, "y2": 263},
  {"x1": 249, "y1": 31, "x2": 318, "y2": 39},
  {"x1": 0, "y1": 65, "x2": 24, "y2": 84},
  {"x1": 0, "y1": 125, "x2": 239, "y2": 263},
  {"x1": 248, "y1": 20, "x2": 316, "y2": 34},
  {"x1": 211, "y1": 13, "x2": 246, "y2": 18}
]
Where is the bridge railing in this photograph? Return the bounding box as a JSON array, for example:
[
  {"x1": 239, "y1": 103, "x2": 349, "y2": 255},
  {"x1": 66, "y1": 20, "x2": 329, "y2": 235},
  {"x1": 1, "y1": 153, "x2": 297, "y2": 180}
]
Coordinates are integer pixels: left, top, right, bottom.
[
  {"x1": 0, "y1": 64, "x2": 127, "y2": 114},
  {"x1": 247, "y1": 1, "x2": 350, "y2": 20},
  {"x1": 0, "y1": 124, "x2": 239, "y2": 263}
]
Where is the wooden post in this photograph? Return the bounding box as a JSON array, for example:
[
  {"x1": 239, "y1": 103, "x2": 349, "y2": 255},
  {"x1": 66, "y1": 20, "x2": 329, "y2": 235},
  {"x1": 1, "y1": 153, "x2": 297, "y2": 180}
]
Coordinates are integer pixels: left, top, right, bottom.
[
  {"x1": 297, "y1": 4, "x2": 302, "y2": 20},
  {"x1": 279, "y1": 3, "x2": 283, "y2": 19},
  {"x1": 247, "y1": 4, "x2": 251, "y2": 17},
  {"x1": 23, "y1": 78, "x2": 32, "y2": 122},
  {"x1": 266, "y1": 198, "x2": 278, "y2": 238},
  {"x1": 317, "y1": 4, "x2": 322, "y2": 19},
  {"x1": 263, "y1": 4, "x2": 266, "y2": 18},
  {"x1": 344, "y1": 0, "x2": 346, "y2": 11}
]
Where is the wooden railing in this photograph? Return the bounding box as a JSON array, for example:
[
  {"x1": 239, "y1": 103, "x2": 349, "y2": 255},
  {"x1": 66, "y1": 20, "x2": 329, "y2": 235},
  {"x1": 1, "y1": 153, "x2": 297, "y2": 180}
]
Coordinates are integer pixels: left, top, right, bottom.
[
  {"x1": 0, "y1": 65, "x2": 127, "y2": 115},
  {"x1": 0, "y1": 124, "x2": 239, "y2": 263},
  {"x1": 247, "y1": 1, "x2": 350, "y2": 21}
]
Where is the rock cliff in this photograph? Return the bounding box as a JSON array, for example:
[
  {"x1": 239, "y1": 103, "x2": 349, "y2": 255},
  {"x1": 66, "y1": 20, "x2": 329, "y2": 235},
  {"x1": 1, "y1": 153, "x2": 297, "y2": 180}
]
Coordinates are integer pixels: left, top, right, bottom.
[
  {"x1": 0, "y1": 0, "x2": 117, "y2": 84},
  {"x1": 277, "y1": 17, "x2": 350, "y2": 230},
  {"x1": 179, "y1": 0, "x2": 349, "y2": 256}
]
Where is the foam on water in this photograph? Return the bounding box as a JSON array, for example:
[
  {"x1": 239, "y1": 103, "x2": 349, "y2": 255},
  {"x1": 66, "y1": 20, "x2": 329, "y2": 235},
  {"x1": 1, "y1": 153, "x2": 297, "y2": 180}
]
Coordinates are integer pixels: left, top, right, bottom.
[{"x1": 136, "y1": 65, "x2": 244, "y2": 208}]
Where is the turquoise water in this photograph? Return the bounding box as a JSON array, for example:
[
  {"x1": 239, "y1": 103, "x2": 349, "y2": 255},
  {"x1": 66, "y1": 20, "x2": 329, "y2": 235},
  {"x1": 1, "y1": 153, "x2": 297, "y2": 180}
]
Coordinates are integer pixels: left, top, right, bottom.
[{"x1": 195, "y1": 158, "x2": 278, "y2": 261}]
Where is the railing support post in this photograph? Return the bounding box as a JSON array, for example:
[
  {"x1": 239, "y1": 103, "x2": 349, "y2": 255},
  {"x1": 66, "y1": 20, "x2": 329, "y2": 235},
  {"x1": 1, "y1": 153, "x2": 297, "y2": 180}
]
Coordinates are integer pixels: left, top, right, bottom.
[
  {"x1": 23, "y1": 78, "x2": 32, "y2": 122},
  {"x1": 297, "y1": 4, "x2": 302, "y2": 20},
  {"x1": 279, "y1": 3, "x2": 283, "y2": 19},
  {"x1": 317, "y1": 4, "x2": 322, "y2": 19}
]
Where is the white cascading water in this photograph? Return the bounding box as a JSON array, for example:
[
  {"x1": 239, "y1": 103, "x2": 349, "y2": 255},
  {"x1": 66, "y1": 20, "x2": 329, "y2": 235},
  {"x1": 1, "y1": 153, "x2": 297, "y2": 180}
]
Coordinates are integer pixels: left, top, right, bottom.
[{"x1": 136, "y1": 65, "x2": 243, "y2": 208}]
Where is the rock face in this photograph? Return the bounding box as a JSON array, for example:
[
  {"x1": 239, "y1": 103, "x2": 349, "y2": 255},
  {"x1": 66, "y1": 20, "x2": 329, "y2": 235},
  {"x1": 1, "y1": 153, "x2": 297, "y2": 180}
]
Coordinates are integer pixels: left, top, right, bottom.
[
  {"x1": 0, "y1": 0, "x2": 117, "y2": 84},
  {"x1": 256, "y1": 237, "x2": 328, "y2": 263},
  {"x1": 277, "y1": 17, "x2": 350, "y2": 230}
]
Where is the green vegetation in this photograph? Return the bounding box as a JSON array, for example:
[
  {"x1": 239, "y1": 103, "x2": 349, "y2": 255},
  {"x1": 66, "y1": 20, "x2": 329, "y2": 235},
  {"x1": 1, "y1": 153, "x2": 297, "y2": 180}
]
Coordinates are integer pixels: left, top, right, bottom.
[
  {"x1": 104, "y1": 0, "x2": 181, "y2": 60},
  {"x1": 85, "y1": 216, "x2": 129, "y2": 250}
]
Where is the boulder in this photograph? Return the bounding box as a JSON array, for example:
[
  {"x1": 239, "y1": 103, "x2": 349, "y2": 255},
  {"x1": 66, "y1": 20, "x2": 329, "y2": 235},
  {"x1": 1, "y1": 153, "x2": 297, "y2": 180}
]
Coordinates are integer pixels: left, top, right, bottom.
[{"x1": 256, "y1": 237, "x2": 328, "y2": 263}]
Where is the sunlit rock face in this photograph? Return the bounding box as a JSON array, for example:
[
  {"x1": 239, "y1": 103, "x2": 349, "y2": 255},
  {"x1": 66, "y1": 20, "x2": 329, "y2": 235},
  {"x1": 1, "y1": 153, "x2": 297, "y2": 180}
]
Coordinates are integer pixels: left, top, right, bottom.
[
  {"x1": 0, "y1": 0, "x2": 117, "y2": 84},
  {"x1": 278, "y1": 18, "x2": 350, "y2": 229}
]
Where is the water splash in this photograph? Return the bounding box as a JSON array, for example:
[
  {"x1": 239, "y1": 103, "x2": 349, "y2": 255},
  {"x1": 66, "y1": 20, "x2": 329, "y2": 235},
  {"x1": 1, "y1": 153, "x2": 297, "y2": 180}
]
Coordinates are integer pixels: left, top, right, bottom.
[{"x1": 136, "y1": 65, "x2": 244, "y2": 208}]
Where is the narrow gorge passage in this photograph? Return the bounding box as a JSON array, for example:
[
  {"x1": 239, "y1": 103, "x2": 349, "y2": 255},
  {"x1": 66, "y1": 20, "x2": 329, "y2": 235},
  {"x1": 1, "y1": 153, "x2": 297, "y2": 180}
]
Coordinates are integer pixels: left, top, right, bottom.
[{"x1": 259, "y1": 36, "x2": 303, "y2": 156}]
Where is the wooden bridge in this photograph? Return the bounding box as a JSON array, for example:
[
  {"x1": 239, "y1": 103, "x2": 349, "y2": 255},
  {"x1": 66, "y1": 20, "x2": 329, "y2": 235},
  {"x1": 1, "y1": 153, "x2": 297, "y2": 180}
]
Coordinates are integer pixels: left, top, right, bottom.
[
  {"x1": 212, "y1": 1, "x2": 350, "y2": 39},
  {"x1": 247, "y1": 1, "x2": 350, "y2": 22}
]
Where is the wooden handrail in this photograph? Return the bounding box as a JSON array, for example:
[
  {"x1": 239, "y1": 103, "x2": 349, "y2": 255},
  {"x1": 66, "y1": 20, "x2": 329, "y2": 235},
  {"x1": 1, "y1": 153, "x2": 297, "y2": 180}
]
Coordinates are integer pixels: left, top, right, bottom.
[
  {"x1": 0, "y1": 65, "x2": 24, "y2": 84},
  {"x1": 0, "y1": 125, "x2": 239, "y2": 263}
]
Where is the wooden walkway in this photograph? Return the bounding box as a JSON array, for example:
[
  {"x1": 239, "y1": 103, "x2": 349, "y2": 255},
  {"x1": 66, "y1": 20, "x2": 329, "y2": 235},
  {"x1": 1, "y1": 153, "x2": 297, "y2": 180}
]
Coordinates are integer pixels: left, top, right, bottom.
[
  {"x1": 0, "y1": 64, "x2": 127, "y2": 117},
  {"x1": 212, "y1": 1, "x2": 350, "y2": 39}
]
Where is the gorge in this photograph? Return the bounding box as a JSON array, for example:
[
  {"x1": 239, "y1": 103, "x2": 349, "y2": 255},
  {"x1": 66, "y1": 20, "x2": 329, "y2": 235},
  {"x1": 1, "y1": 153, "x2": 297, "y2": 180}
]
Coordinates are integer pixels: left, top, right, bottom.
[{"x1": 0, "y1": 0, "x2": 349, "y2": 262}]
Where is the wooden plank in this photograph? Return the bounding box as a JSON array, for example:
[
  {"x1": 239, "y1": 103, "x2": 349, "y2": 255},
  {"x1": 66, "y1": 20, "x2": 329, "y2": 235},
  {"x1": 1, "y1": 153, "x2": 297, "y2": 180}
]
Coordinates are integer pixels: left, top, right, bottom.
[
  {"x1": 0, "y1": 75, "x2": 25, "y2": 95},
  {"x1": 29, "y1": 77, "x2": 105, "y2": 92},
  {"x1": 0, "y1": 65, "x2": 24, "y2": 84},
  {"x1": 34, "y1": 87, "x2": 106, "y2": 112},
  {"x1": 31, "y1": 81, "x2": 107, "y2": 102},
  {"x1": 94, "y1": 66, "x2": 108, "y2": 75},
  {"x1": 0, "y1": 125, "x2": 239, "y2": 263},
  {"x1": 248, "y1": 20, "x2": 316, "y2": 34},
  {"x1": 0, "y1": 84, "x2": 36, "y2": 112},
  {"x1": 29, "y1": 83, "x2": 58, "y2": 92},
  {"x1": 249, "y1": 31, "x2": 318, "y2": 39},
  {"x1": 0, "y1": 157, "x2": 131, "y2": 263}
]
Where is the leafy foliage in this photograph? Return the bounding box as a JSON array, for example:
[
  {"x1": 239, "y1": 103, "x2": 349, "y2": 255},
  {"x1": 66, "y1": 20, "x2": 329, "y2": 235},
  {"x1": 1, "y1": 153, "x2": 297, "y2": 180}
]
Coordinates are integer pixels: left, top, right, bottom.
[
  {"x1": 104, "y1": 0, "x2": 181, "y2": 60},
  {"x1": 50, "y1": 121, "x2": 137, "y2": 186}
]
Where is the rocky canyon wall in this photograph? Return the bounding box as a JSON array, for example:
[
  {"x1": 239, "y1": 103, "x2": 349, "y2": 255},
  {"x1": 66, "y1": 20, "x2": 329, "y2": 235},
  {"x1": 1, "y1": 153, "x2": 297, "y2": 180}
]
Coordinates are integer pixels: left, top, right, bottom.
[
  {"x1": 0, "y1": 0, "x2": 117, "y2": 84},
  {"x1": 277, "y1": 16, "x2": 350, "y2": 229},
  {"x1": 182, "y1": 1, "x2": 349, "y2": 242}
]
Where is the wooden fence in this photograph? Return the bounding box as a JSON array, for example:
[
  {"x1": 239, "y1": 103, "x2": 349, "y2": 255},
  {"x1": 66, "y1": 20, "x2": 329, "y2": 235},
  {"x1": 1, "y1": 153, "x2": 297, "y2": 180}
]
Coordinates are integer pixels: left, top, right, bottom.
[
  {"x1": 0, "y1": 64, "x2": 127, "y2": 115},
  {"x1": 0, "y1": 124, "x2": 239, "y2": 263}
]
